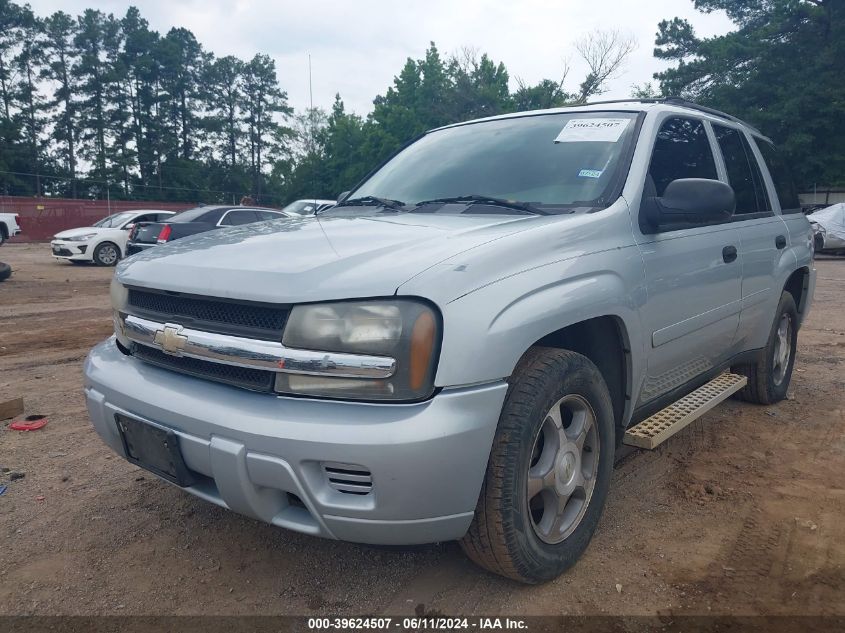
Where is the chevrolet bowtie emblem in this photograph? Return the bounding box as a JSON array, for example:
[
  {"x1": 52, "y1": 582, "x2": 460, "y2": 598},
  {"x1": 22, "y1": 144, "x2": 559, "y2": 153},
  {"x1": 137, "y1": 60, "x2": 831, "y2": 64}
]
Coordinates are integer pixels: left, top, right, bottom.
[{"x1": 154, "y1": 324, "x2": 188, "y2": 355}]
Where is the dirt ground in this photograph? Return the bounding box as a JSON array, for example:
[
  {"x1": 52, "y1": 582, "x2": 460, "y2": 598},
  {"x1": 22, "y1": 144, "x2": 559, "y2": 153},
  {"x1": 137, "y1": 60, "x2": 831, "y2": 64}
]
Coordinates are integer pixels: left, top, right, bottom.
[{"x1": 0, "y1": 243, "x2": 843, "y2": 617}]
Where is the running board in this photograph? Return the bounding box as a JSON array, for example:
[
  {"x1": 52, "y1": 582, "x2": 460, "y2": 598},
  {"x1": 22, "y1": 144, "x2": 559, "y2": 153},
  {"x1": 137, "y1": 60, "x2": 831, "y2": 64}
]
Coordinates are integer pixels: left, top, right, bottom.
[{"x1": 623, "y1": 373, "x2": 747, "y2": 450}]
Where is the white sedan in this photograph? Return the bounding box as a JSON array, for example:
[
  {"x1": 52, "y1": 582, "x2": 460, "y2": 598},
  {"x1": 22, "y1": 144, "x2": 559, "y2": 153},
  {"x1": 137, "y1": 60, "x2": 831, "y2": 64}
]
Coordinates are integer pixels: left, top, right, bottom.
[{"x1": 51, "y1": 210, "x2": 176, "y2": 266}]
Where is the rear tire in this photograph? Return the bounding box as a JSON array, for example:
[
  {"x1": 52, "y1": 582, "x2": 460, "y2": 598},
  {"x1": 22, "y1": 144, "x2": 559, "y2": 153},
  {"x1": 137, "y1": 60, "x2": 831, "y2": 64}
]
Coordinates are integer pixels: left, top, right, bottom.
[
  {"x1": 733, "y1": 291, "x2": 798, "y2": 405},
  {"x1": 93, "y1": 241, "x2": 120, "y2": 266},
  {"x1": 0, "y1": 262, "x2": 11, "y2": 282},
  {"x1": 459, "y1": 347, "x2": 615, "y2": 583}
]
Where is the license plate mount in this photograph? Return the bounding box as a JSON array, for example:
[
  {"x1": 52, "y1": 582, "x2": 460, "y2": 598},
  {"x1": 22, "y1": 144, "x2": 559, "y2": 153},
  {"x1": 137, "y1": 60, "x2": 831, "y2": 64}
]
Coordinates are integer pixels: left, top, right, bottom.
[{"x1": 115, "y1": 414, "x2": 195, "y2": 487}]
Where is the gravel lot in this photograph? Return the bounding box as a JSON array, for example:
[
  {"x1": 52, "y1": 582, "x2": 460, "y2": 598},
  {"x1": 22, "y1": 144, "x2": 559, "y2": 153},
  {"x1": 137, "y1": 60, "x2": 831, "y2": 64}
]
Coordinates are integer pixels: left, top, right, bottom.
[{"x1": 0, "y1": 243, "x2": 843, "y2": 617}]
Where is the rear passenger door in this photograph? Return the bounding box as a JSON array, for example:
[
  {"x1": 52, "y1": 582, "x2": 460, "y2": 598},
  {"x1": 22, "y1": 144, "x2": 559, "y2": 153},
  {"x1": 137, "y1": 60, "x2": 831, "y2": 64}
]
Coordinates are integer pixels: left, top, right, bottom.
[
  {"x1": 633, "y1": 115, "x2": 744, "y2": 405},
  {"x1": 711, "y1": 125, "x2": 790, "y2": 352}
]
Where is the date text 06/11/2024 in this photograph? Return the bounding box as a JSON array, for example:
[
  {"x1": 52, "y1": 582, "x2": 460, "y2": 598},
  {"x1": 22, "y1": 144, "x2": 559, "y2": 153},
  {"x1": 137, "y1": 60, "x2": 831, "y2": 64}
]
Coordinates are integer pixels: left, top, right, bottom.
[{"x1": 307, "y1": 617, "x2": 529, "y2": 630}]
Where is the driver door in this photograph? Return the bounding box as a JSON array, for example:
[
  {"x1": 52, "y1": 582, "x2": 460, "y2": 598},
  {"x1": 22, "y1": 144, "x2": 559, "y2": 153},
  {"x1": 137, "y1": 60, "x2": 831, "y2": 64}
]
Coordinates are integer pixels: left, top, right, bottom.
[{"x1": 633, "y1": 115, "x2": 743, "y2": 405}]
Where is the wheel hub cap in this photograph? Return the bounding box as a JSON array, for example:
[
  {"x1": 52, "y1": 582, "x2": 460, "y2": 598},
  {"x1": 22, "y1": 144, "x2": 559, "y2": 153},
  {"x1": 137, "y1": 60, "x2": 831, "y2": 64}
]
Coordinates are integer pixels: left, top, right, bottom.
[{"x1": 555, "y1": 452, "x2": 578, "y2": 490}]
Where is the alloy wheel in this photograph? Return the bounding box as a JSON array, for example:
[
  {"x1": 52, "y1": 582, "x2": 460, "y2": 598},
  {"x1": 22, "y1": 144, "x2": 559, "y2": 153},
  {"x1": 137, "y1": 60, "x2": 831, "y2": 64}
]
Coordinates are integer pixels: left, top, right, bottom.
[
  {"x1": 527, "y1": 394, "x2": 600, "y2": 544},
  {"x1": 772, "y1": 313, "x2": 792, "y2": 386}
]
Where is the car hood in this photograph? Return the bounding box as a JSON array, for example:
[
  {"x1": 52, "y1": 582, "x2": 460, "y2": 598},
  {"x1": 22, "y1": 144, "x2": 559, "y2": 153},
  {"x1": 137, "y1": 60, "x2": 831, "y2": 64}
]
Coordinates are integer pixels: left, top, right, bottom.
[
  {"x1": 54, "y1": 227, "x2": 106, "y2": 239},
  {"x1": 116, "y1": 213, "x2": 538, "y2": 303}
]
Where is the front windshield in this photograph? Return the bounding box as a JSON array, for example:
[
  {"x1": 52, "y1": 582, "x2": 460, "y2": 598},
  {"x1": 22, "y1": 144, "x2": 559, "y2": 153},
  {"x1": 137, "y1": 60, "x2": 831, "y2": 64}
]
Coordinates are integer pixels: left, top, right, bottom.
[
  {"x1": 282, "y1": 200, "x2": 317, "y2": 215},
  {"x1": 350, "y1": 112, "x2": 638, "y2": 212},
  {"x1": 93, "y1": 212, "x2": 136, "y2": 228}
]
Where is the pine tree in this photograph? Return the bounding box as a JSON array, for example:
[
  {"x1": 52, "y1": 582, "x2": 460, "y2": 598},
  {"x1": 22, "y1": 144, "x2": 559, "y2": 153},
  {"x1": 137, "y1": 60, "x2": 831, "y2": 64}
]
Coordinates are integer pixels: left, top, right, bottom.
[
  {"x1": 73, "y1": 9, "x2": 111, "y2": 181},
  {"x1": 12, "y1": 4, "x2": 48, "y2": 194},
  {"x1": 42, "y1": 11, "x2": 80, "y2": 196},
  {"x1": 240, "y1": 54, "x2": 292, "y2": 200}
]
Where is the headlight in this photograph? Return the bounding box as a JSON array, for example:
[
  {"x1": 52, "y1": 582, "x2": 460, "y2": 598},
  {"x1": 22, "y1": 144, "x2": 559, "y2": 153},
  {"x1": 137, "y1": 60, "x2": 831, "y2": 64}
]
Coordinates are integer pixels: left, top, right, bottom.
[
  {"x1": 277, "y1": 299, "x2": 440, "y2": 401},
  {"x1": 110, "y1": 278, "x2": 129, "y2": 346},
  {"x1": 68, "y1": 233, "x2": 97, "y2": 241}
]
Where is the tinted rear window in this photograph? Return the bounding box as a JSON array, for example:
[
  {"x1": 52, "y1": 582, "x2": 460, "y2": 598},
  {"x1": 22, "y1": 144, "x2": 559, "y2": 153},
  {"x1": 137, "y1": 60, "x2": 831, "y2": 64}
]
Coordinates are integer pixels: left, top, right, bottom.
[
  {"x1": 713, "y1": 125, "x2": 770, "y2": 215},
  {"x1": 169, "y1": 207, "x2": 225, "y2": 223},
  {"x1": 755, "y1": 139, "x2": 801, "y2": 213}
]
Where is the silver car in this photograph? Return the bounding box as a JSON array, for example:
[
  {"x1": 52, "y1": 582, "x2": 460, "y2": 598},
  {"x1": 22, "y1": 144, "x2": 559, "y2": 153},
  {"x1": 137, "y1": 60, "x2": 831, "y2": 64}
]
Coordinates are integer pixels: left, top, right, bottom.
[{"x1": 85, "y1": 99, "x2": 815, "y2": 583}]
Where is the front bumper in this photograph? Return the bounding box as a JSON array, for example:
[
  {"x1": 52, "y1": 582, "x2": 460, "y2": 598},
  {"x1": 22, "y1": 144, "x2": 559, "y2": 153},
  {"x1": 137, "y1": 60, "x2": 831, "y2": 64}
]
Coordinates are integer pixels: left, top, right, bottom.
[
  {"x1": 84, "y1": 338, "x2": 507, "y2": 544},
  {"x1": 51, "y1": 239, "x2": 90, "y2": 261}
]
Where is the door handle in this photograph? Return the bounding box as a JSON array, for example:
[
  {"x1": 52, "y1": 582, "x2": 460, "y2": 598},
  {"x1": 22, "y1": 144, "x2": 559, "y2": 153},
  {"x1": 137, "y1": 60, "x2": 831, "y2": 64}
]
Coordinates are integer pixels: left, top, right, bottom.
[
  {"x1": 722, "y1": 245, "x2": 738, "y2": 263},
  {"x1": 776, "y1": 235, "x2": 787, "y2": 249}
]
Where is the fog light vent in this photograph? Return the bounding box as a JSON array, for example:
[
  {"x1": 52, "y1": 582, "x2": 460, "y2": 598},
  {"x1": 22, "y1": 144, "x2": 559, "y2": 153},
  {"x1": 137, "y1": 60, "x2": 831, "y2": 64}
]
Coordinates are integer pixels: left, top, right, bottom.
[{"x1": 322, "y1": 462, "x2": 373, "y2": 495}]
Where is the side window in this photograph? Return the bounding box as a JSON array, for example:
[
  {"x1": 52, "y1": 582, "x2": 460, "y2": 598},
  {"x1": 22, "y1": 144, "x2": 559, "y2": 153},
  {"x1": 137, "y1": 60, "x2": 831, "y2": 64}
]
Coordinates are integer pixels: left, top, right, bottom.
[
  {"x1": 156, "y1": 213, "x2": 174, "y2": 221},
  {"x1": 124, "y1": 213, "x2": 154, "y2": 228},
  {"x1": 256, "y1": 211, "x2": 281, "y2": 221},
  {"x1": 647, "y1": 117, "x2": 718, "y2": 197},
  {"x1": 220, "y1": 210, "x2": 258, "y2": 226},
  {"x1": 755, "y1": 139, "x2": 801, "y2": 213},
  {"x1": 713, "y1": 125, "x2": 770, "y2": 215}
]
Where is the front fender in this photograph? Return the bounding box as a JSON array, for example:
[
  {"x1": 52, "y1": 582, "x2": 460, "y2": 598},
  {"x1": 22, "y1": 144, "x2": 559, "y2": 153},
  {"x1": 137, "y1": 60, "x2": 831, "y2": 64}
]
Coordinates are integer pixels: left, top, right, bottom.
[{"x1": 432, "y1": 246, "x2": 646, "y2": 403}]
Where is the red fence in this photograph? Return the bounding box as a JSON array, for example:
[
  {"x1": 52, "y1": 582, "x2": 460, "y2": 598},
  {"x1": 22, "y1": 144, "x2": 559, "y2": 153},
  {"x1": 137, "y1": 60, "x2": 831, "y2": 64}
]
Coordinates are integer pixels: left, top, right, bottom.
[{"x1": 0, "y1": 196, "x2": 195, "y2": 242}]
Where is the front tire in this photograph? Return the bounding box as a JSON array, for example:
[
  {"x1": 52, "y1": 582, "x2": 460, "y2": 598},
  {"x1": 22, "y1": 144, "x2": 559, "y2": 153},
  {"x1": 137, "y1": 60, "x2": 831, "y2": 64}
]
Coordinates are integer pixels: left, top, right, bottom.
[
  {"x1": 460, "y1": 347, "x2": 615, "y2": 583},
  {"x1": 93, "y1": 242, "x2": 120, "y2": 266},
  {"x1": 733, "y1": 291, "x2": 798, "y2": 405}
]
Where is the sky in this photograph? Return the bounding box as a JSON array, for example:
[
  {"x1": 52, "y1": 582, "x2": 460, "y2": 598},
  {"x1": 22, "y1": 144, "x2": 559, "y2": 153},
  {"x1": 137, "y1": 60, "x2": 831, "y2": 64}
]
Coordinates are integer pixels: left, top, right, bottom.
[{"x1": 26, "y1": 0, "x2": 735, "y2": 116}]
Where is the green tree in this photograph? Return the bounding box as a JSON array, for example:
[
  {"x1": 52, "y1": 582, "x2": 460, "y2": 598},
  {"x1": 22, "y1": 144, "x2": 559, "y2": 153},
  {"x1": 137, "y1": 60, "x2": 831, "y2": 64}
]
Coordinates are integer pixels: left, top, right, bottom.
[
  {"x1": 0, "y1": 0, "x2": 24, "y2": 122},
  {"x1": 12, "y1": 5, "x2": 48, "y2": 194},
  {"x1": 240, "y1": 53, "x2": 293, "y2": 201},
  {"x1": 158, "y1": 27, "x2": 206, "y2": 161},
  {"x1": 447, "y1": 48, "x2": 510, "y2": 120},
  {"x1": 205, "y1": 55, "x2": 244, "y2": 168},
  {"x1": 654, "y1": 0, "x2": 844, "y2": 188},
  {"x1": 73, "y1": 9, "x2": 111, "y2": 179},
  {"x1": 42, "y1": 11, "x2": 80, "y2": 196},
  {"x1": 120, "y1": 6, "x2": 161, "y2": 189},
  {"x1": 103, "y1": 13, "x2": 137, "y2": 195}
]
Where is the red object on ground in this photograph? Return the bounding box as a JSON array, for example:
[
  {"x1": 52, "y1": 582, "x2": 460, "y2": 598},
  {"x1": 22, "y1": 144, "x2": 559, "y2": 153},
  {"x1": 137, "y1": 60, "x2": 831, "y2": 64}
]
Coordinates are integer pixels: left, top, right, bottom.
[{"x1": 10, "y1": 415, "x2": 48, "y2": 431}]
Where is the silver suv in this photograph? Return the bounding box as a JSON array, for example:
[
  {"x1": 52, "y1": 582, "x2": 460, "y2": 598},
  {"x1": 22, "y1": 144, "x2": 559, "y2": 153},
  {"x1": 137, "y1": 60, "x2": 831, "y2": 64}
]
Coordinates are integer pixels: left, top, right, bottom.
[{"x1": 85, "y1": 99, "x2": 815, "y2": 583}]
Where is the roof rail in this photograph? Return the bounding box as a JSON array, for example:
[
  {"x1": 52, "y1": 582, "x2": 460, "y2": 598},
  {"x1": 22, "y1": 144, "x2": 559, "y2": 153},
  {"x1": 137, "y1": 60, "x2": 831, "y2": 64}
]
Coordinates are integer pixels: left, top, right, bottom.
[
  {"x1": 577, "y1": 96, "x2": 762, "y2": 134},
  {"x1": 660, "y1": 97, "x2": 762, "y2": 134}
]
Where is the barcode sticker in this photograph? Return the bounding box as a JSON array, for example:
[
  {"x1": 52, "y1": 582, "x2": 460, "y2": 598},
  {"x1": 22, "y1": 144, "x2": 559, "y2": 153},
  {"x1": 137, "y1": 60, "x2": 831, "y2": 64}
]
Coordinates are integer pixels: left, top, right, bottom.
[{"x1": 554, "y1": 118, "x2": 630, "y2": 143}]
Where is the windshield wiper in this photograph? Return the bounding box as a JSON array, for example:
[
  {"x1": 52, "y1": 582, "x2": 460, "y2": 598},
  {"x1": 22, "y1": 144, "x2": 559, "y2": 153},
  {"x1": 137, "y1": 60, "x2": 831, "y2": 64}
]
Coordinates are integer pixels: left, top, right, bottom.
[
  {"x1": 333, "y1": 195, "x2": 406, "y2": 211},
  {"x1": 412, "y1": 195, "x2": 549, "y2": 215}
]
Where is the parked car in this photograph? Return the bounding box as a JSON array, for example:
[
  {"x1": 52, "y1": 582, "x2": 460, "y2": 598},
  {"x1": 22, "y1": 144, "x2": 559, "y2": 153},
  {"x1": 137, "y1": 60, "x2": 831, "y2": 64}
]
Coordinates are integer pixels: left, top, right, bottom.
[
  {"x1": 126, "y1": 205, "x2": 289, "y2": 256},
  {"x1": 50, "y1": 210, "x2": 175, "y2": 266},
  {"x1": 281, "y1": 199, "x2": 336, "y2": 215},
  {"x1": 0, "y1": 212, "x2": 22, "y2": 246},
  {"x1": 808, "y1": 203, "x2": 845, "y2": 255},
  {"x1": 86, "y1": 99, "x2": 814, "y2": 583}
]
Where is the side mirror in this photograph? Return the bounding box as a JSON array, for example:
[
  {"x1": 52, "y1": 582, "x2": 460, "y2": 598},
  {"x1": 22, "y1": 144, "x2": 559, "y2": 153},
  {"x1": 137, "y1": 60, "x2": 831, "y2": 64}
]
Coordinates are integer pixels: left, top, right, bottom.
[
  {"x1": 338, "y1": 190, "x2": 351, "y2": 203},
  {"x1": 123, "y1": 223, "x2": 135, "y2": 231},
  {"x1": 643, "y1": 178, "x2": 735, "y2": 232}
]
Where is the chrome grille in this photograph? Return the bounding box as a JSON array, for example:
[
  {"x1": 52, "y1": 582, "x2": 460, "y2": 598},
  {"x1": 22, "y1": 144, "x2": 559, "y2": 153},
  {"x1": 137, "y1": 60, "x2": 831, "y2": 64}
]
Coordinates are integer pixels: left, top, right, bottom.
[
  {"x1": 127, "y1": 288, "x2": 288, "y2": 339},
  {"x1": 133, "y1": 344, "x2": 275, "y2": 392},
  {"x1": 322, "y1": 462, "x2": 373, "y2": 495}
]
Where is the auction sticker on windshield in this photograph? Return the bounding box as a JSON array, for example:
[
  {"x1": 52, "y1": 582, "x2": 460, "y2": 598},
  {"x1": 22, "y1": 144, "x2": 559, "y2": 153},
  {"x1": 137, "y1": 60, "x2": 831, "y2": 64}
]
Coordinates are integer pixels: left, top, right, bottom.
[{"x1": 554, "y1": 118, "x2": 629, "y2": 143}]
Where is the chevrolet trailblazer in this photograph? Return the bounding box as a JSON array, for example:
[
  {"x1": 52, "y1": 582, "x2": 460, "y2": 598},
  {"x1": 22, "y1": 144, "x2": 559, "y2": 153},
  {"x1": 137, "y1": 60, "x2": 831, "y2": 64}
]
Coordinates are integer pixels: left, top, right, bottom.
[{"x1": 85, "y1": 99, "x2": 815, "y2": 583}]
